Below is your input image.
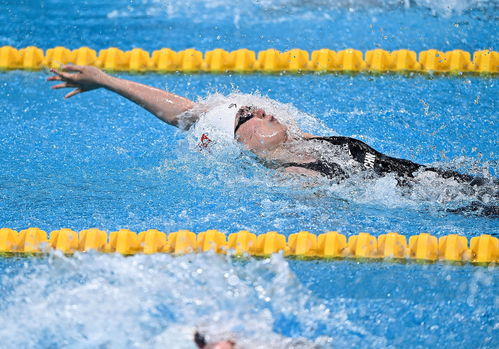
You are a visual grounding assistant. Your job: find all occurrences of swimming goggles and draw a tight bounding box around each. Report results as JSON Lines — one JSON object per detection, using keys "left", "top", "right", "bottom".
{"left": 234, "top": 106, "right": 257, "bottom": 134}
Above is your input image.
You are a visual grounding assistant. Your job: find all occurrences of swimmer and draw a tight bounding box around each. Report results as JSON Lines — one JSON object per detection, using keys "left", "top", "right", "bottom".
{"left": 48, "top": 65, "right": 498, "bottom": 216}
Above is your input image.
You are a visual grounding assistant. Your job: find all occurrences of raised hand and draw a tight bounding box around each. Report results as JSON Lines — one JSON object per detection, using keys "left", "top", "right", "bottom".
{"left": 47, "top": 65, "right": 110, "bottom": 99}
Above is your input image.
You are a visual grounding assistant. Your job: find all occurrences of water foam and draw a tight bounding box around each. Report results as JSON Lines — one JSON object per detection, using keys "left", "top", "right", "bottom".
{"left": 0, "top": 252, "right": 384, "bottom": 348}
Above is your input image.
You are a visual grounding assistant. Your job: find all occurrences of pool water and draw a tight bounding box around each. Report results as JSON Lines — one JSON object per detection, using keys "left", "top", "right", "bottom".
{"left": 0, "top": 0, "right": 498, "bottom": 348}
{"left": 1, "top": 253, "right": 497, "bottom": 348}
{"left": 2, "top": 73, "right": 497, "bottom": 235}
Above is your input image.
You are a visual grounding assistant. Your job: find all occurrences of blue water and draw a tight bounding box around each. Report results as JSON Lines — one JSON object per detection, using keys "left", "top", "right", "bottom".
{"left": 0, "top": 253, "right": 498, "bottom": 348}
{"left": 1, "top": 0, "right": 496, "bottom": 52}
{"left": 2, "top": 72, "right": 497, "bottom": 235}
{"left": 1, "top": 0, "right": 498, "bottom": 348}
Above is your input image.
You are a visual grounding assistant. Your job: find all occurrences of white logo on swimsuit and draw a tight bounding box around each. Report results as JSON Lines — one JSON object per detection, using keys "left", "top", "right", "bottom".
{"left": 342, "top": 143, "right": 352, "bottom": 157}
{"left": 364, "top": 153, "right": 376, "bottom": 169}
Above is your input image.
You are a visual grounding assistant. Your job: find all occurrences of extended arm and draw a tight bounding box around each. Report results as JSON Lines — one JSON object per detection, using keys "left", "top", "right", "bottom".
{"left": 48, "top": 65, "right": 197, "bottom": 128}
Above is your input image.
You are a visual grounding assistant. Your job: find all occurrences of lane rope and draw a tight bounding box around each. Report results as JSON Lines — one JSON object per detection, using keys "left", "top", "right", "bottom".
{"left": 0, "top": 228, "right": 497, "bottom": 264}
{"left": 0, "top": 46, "right": 497, "bottom": 74}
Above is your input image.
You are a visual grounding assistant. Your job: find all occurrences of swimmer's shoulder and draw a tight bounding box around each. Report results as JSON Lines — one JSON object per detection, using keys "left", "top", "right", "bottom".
{"left": 302, "top": 133, "right": 317, "bottom": 139}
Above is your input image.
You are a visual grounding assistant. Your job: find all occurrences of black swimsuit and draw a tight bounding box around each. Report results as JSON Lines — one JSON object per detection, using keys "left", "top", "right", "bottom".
{"left": 282, "top": 136, "right": 487, "bottom": 186}
{"left": 281, "top": 136, "right": 498, "bottom": 217}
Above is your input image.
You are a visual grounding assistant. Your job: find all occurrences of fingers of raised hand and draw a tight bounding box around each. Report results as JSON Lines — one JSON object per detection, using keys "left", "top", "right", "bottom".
{"left": 51, "top": 82, "right": 77, "bottom": 90}
{"left": 47, "top": 75, "right": 62, "bottom": 82}
{"left": 49, "top": 68, "right": 75, "bottom": 81}
{"left": 64, "top": 88, "right": 82, "bottom": 99}
{"left": 61, "top": 64, "right": 83, "bottom": 73}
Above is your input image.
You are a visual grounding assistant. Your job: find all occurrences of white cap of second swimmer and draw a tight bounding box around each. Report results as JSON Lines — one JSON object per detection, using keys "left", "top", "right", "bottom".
{"left": 195, "top": 103, "right": 238, "bottom": 146}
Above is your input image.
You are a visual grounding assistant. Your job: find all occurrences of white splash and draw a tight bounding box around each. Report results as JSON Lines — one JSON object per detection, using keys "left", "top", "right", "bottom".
{"left": 0, "top": 252, "right": 383, "bottom": 348}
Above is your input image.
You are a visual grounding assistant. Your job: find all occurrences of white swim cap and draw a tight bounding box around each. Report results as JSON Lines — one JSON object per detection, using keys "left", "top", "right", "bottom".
{"left": 193, "top": 103, "right": 238, "bottom": 148}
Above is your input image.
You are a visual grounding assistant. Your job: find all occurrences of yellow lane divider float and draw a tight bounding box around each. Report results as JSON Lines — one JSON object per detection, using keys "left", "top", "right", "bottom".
{"left": 0, "top": 228, "right": 497, "bottom": 264}
{"left": 0, "top": 46, "right": 497, "bottom": 74}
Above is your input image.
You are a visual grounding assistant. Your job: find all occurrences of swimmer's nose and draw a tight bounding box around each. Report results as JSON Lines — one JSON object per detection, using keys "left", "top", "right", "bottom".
{"left": 254, "top": 109, "right": 266, "bottom": 119}
{"left": 263, "top": 113, "right": 276, "bottom": 122}
{"left": 255, "top": 109, "right": 275, "bottom": 121}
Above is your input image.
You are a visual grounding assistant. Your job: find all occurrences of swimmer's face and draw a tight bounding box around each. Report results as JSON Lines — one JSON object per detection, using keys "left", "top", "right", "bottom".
{"left": 234, "top": 106, "right": 288, "bottom": 153}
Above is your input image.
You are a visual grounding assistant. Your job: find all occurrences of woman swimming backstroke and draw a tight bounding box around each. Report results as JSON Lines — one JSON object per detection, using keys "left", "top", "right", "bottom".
{"left": 48, "top": 65, "right": 498, "bottom": 216}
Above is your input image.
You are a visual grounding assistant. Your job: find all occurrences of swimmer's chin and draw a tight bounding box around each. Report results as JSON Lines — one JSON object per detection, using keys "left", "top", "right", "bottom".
{"left": 241, "top": 131, "right": 289, "bottom": 158}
